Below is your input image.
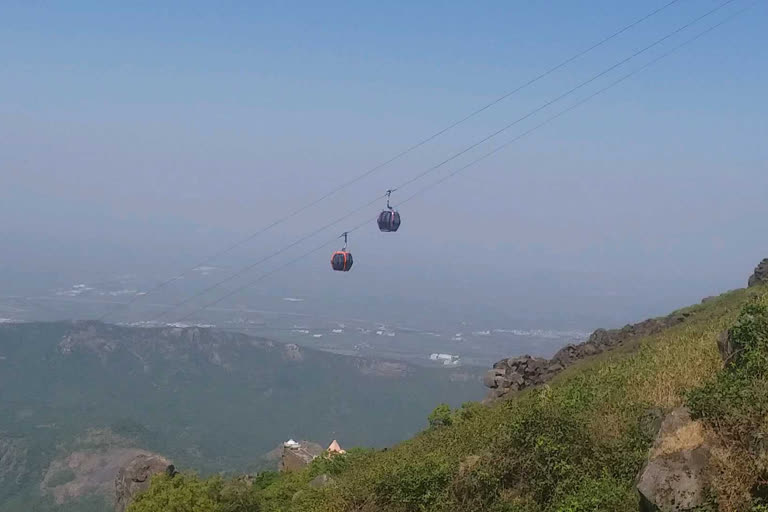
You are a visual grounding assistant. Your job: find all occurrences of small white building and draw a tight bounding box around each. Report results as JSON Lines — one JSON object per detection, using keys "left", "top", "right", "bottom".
{"left": 430, "top": 353, "right": 460, "bottom": 363}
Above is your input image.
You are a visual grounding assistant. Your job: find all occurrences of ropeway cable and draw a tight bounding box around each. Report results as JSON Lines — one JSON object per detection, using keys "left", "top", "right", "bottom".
{"left": 147, "top": 0, "right": 740, "bottom": 322}
{"left": 97, "top": 0, "right": 685, "bottom": 321}
{"left": 169, "top": 0, "right": 757, "bottom": 325}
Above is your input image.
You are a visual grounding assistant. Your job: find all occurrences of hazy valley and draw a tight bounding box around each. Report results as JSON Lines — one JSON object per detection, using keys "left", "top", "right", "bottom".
{"left": 0, "top": 320, "right": 482, "bottom": 510}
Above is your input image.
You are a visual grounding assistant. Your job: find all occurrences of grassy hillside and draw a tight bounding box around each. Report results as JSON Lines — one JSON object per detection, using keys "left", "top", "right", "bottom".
{"left": 128, "top": 285, "right": 768, "bottom": 511}
{"left": 0, "top": 322, "right": 482, "bottom": 511}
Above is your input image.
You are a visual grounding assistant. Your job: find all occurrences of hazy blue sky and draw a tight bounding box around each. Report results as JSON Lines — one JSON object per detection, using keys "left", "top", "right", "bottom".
{"left": 1, "top": 0, "right": 766, "bottom": 328}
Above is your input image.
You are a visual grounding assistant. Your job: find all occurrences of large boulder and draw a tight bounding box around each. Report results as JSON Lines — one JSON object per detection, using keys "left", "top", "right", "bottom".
{"left": 114, "top": 453, "right": 172, "bottom": 512}
{"left": 636, "top": 407, "right": 711, "bottom": 511}
{"left": 308, "top": 473, "right": 335, "bottom": 488}
{"left": 749, "top": 258, "right": 768, "bottom": 287}
{"left": 483, "top": 369, "right": 503, "bottom": 388}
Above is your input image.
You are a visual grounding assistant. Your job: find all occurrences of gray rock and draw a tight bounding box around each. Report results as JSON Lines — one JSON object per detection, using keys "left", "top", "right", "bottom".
{"left": 492, "top": 387, "right": 507, "bottom": 398}
{"left": 283, "top": 343, "right": 304, "bottom": 362}
{"left": 308, "top": 473, "right": 335, "bottom": 488}
{"left": 492, "top": 360, "right": 508, "bottom": 370}
{"left": 507, "top": 372, "right": 524, "bottom": 386}
{"left": 114, "top": 453, "right": 172, "bottom": 512}
{"left": 636, "top": 407, "right": 711, "bottom": 511}
{"left": 483, "top": 370, "right": 500, "bottom": 388}
{"left": 749, "top": 258, "right": 768, "bottom": 287}
{"left": 552, "top": 345, "right": 576, "bottom": 366}
{"left": 589, "top": 328, "right": 611, "bottom": 347}
{"left": 526, "top": 358, "right": 546, "bottom": 372}
{"left": 547, "top": 363, "right": 564, "bottom": 373}
{"left": 579, "top": 342, "right": 601, "bottom": 357}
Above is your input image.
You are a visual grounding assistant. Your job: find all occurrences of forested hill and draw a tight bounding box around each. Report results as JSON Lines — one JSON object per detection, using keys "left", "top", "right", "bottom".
{"left": 0, "top": 321, "right": 482, "bottom": 511}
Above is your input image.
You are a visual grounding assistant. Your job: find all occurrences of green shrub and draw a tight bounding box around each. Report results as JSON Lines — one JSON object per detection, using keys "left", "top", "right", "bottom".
{"left": 127, "top": 473, "right": 261, "bottom": 512}
{"left": 372, "top": 456, "right": 453, "bottom": 511}
{"left": 428, "top": 404, "right": 453, "bottom": 428}
{"left": 688, "top": 298, "right": 768, "bottom": 443}
{"left": 550, "top": 476, "right": 635, "bottom": 512}
{"left": 686, "top": 297, "right": 768, "bottom": 509}
{"left": 455, "top": 401, "right": 483, "bottom": 422}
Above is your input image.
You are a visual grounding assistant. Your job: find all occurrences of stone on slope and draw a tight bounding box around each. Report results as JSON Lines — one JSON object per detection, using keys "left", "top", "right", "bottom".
{"left": 636, "top": 407, "right": 711, "bottom": 512}
{"left": 748, "top": 258, "right": 768, "bottom": 287}
{"left": 114, "top": 453, "right": 172, "bottom": 512}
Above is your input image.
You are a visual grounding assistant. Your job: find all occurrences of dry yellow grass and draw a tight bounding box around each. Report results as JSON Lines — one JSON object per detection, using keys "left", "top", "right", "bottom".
{"left": 587, "top": 408, "right": 632, "bottom": 443}
{"left": 626, "top": 326, "right": 726, "bottom": 410}
{"left": 708, "top": 440, "right": 756, "bottom": 512}
{"left": 651, "top": 420, "right": 705, "bottom": 458}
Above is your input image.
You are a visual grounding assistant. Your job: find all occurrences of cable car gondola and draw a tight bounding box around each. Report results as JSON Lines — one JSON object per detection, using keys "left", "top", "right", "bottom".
{"left": 331, "top": 232, "right": 353, "bottom": 272}
{"left": 377, "top": 189, "right": 401, "bottom": 232}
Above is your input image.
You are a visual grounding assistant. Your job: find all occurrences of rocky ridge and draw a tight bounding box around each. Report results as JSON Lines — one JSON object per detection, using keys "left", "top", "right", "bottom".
{"left": 485, "top": 310, "right": 694, "bottom": 399}
{"left": 748, "top": 258, "right": 768, "bottom": 287}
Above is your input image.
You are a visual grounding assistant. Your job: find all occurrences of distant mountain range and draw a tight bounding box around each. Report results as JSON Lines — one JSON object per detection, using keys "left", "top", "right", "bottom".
{"left": 0, "top": 321, "right": 482, "bottom": 511}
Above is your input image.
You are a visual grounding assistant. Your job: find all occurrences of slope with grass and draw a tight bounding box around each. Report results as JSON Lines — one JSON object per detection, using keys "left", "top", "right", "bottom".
{"left": 127, "top": 282, "right": 768, "bottom": 511}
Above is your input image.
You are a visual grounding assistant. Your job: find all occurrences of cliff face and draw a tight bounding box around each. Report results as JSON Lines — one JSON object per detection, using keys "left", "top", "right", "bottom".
{"left": 114, "top": 453, "right": 172, "bottom": 512}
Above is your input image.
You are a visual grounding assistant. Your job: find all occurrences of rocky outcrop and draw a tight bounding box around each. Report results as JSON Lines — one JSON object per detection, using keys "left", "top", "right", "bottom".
{"left": 749, "top": 258, "right": 768, "bottom": 287}
{"left": 278, "top": 442, "right": 323, "bottom": 472}
{"left": 38, "top": 430, "right": 155, "bottom": 507}
{"left": 636, "top": 407, "right": 712, "bottom": 511}
{"left": 486, "top": 311, "right": 691, "bottom": 399}
{"left": 114, "top": 453, "right": 173, "bottom": 512}
{"left": 484, "top": 357, "right": 558, "bottom": 398}
{"left": 283, "top": 343, "right": 304, "bottom": 362}
{"left": 308, "top": 473, "right": 335, "bottom": 488}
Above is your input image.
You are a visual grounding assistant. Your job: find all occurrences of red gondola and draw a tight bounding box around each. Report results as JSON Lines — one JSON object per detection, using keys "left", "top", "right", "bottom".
{"left": 331, "top": 232, "right": 353, "bottom": 272}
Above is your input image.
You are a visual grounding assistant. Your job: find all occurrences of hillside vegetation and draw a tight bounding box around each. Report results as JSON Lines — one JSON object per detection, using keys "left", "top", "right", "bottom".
{"left": 128, "top": 285, "right": 768, "bottom": 511}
